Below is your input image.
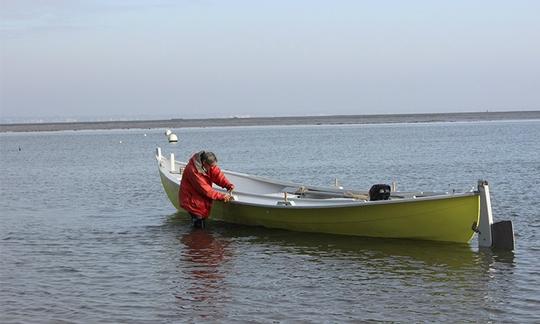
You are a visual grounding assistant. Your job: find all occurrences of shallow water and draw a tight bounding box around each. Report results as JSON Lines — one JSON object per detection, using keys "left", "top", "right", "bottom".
{"left": 1, "top": 121, "right": 539, "bottom": 322}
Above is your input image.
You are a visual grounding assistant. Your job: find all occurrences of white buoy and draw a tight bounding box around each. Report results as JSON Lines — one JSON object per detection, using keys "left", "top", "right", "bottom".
{"left": 168, "top": 133, "right": 178, "bottom": 143}
{"left": 165, "top": 129, "right": 172, "bottom": 136}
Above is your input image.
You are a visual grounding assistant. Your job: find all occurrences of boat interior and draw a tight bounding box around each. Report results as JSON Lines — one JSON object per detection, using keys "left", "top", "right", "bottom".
{"left": 159, "top": 153, "right": 475, "bottom": 207}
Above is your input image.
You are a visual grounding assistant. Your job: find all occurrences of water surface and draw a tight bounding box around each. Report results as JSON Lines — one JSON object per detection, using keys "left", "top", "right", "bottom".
{"left": 1, "top": 121, "right": 539, "bottom": 322}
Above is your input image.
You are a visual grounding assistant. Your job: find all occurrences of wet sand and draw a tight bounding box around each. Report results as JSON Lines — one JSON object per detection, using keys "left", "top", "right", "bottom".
{"left": 1, "top": 111, "right": 539, "bottom": 132}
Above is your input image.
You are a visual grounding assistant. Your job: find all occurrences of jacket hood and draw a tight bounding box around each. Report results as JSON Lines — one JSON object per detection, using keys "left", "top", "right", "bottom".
{"left": 192, "top": 151, "right": 207, "bottom": 175}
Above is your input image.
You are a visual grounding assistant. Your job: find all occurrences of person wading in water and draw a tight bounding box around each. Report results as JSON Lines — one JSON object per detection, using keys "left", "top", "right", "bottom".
{"left": 179, "top": 151, "right": 235, "bottom": 228}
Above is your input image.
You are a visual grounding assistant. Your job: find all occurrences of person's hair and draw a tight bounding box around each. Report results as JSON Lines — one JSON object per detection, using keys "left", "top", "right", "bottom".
{"left": 200, "top": 151, "right": 218, "bottom": 165}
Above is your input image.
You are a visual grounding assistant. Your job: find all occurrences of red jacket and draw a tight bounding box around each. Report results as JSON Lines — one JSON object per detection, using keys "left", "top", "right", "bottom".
{"left": 179, "top": 152, "right": 234, "bottom": 218}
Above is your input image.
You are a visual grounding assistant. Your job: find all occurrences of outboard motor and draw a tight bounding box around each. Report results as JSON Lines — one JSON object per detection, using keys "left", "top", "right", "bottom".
{"left": 369, "top": 184, "right": 391, "bottom": 201}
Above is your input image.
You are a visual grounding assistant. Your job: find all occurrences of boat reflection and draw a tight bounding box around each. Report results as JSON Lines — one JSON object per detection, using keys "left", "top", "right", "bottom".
{"left": 166, "top": 213, "right": 516, "bottom": 318}
{"left": 180, "top": 228, "right": 231, "bottom": 283}
{"left": 176, "top": 225, "right": 232, "bottom": 312}
{"left": 218, "top": 223, "right": 517, "bottom": 313}
{"left": 217, "top": 222, "right": 515, "bottom": 280}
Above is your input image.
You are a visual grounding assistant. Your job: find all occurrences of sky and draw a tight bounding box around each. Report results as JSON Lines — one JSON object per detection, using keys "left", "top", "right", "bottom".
{"left": 0, "top": 0, "right": 539, "bottom": 122}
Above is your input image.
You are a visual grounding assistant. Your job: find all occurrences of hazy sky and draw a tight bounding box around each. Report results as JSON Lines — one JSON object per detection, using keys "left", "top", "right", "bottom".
{"left": 1, "top": 0, "right": 539, "bottom": 121}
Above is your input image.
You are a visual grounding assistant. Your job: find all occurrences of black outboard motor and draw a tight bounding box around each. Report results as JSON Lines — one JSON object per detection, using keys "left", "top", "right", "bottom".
{"left": 369, "top": 184, "right": 391, "bottom": 201}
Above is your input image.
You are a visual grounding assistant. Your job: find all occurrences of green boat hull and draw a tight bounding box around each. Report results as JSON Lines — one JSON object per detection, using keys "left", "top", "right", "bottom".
{"left": 160, "top": 170, "right": 480, "bottom": 243}
{"left": 212, "top": 195, "right": 479, "bottom": 243}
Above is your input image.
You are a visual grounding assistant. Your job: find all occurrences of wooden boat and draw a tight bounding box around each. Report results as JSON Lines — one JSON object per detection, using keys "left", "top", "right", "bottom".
{"left": 155, "top": 148, "right": 513, "bottom": 247}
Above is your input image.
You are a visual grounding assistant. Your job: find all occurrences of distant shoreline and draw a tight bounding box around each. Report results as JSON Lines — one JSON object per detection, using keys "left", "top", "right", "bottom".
{"left": 1, "top": 111, "right": 539, "bottom": 133}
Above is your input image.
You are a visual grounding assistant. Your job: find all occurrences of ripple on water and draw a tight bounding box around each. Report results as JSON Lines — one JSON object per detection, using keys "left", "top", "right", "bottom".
{"left": 1, "top": 122, "right": 540, "bottom": 322}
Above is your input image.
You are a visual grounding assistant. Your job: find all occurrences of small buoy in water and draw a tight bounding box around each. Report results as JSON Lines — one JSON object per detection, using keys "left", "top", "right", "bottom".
{"left": 144, "top": 134, "right": 147, "bottom": 137}
{"left": 168, "top": 133, "right": 178, "bottom": 143}
{"left": 119, "top": 141, "right": 123, "bottom": 144}
{"left": 18, "top": 146, "right": 21, "bottom": 151}
{"left": 165, "top": 129, "right": 172, "bottom": 136}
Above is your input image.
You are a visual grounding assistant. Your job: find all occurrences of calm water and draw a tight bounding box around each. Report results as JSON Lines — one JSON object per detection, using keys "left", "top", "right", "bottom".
{"left": 1, "top": 121, "right": 539, "bottom": 322}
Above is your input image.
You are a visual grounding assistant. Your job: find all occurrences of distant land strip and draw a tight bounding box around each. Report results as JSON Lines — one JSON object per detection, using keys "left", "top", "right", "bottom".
{"left": 1, "top": 111, "right": 539, "bottom": 133}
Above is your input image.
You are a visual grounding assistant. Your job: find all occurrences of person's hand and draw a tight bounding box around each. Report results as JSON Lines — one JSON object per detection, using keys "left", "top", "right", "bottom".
{"left": 228, "top": 184, "right": 235, "bottom": 192}
{"left": 223, "top": 194, "right": 234, "bottom": 203}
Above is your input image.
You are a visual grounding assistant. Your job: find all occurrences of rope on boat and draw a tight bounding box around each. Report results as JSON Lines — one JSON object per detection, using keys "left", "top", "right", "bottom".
{"left": 344, "top": 192, "right": 370, "bottom": 200}
{"left": 291, "top": 186, "right": 369, "bottom": 200}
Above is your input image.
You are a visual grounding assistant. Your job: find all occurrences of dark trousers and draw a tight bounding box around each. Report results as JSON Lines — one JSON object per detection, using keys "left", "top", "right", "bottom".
{"left": 189, "top": 213, "right": 206, "bottom": 229}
